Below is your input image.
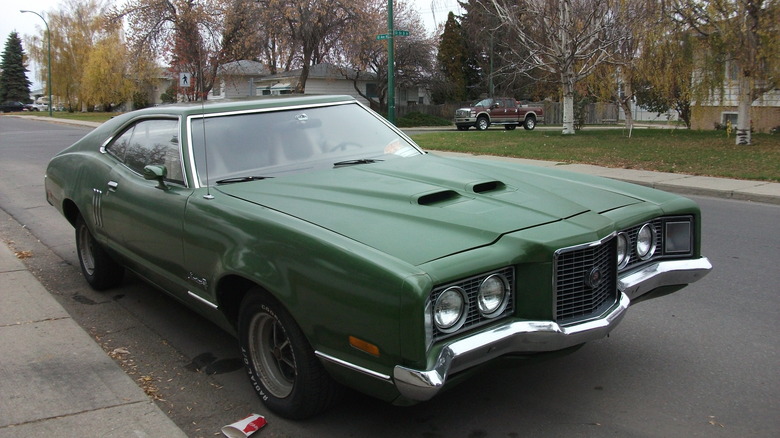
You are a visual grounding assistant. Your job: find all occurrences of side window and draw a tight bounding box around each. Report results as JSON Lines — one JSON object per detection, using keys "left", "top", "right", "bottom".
{"left": 106, "top": 119, "right": 184, "bottom": 185}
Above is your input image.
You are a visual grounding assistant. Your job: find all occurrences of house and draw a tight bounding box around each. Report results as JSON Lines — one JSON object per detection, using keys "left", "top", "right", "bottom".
{"left": 253, "top": 63, "right": 377, "bottom": 106}
{"left": 209, "top": 60, "right": 270, "bottom": 100}
{"left": 691, "top": 60, "right": 780, "bottom": 133}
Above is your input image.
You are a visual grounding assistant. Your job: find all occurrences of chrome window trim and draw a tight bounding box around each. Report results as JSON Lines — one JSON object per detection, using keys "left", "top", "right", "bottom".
{"left": 99, "top": 116, "right": 188, "bottom": 187}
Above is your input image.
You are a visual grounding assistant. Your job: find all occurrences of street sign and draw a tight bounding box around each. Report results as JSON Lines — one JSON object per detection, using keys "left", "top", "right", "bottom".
{"left": 179, "top": 72, "right": 192, "bottom": 88}
{"left": 376, "top": 30, "right": 409, "bottom": 40}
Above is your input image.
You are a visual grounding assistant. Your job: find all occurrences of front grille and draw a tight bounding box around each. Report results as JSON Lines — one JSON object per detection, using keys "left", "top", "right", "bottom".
{"left": 431, "top": 267, "right": 515, "bottom": 341}
{"left": 554, "top": 235, "right": 618, "bottom": 326}
{"left": 455, "top": 109, "right": 470, "bottom": 117}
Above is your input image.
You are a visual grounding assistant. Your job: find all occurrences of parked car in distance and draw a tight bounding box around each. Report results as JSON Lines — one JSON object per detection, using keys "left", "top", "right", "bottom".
{"left": 455, "top": 97, "right": 544, "bottom": 131}
{"left": 25, "top": 102, "right": 49, "bottom": 112}
{"left": 0, "top": 101, "right": 27, "bottom": 112}
{"left": 45, "top": 95, "right": 711, "bottom": 419}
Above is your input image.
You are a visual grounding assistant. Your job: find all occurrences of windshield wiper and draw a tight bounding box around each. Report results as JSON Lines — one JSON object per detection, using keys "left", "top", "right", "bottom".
{"left": 333, "top": 159, "right": 383, "bottom": 168}
{"left": 216, "top": 176, "right": 273, "bottom": 184}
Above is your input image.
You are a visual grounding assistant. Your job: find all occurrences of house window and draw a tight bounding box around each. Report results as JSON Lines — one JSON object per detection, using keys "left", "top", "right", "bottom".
{"left": 726, "top": 61, "right": 739, "bottom": 81}
{"left": 721, "top": 112, "right": 738, "bottom": 127}
{"left": 366, "top": 83, "right": 378, "bottom": 98}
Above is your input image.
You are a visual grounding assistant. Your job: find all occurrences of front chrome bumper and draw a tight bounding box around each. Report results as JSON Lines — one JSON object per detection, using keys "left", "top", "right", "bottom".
{"left": 393, "top": 257, "right": 711, "bottom": 401}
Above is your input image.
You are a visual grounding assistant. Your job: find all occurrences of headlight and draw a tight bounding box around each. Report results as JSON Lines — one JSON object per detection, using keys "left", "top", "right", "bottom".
{"left": 477, "top": 274, "right": 509, "bottom": 317}
{"left": 433, "top": 287, "right": 467, "bottom": 333}
{"left": 616, "top": 232, "right": 630, "bottom": 269}
{"left": 636, "top": 223, "right": 657, "bottom": 260}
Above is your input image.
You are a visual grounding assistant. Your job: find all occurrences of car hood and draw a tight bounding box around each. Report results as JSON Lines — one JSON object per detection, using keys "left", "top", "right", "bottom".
{"left": 216, "top": 155, "right": 643, "bottom": 265}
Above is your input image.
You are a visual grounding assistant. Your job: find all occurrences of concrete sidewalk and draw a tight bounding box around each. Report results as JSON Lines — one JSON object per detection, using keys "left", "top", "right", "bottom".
{"left": 0, "top": 242, "right": 187, "bottom": 437}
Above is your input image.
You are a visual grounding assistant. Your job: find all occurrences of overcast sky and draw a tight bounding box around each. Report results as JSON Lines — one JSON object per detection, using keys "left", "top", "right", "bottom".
{"left": 2, "top": 0, "right": 463, "bottom": 90}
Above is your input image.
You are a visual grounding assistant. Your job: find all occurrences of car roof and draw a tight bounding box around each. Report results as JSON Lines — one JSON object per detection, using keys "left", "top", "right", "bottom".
{"left": 131, "top": 95, "right": 358, "bottom": 118}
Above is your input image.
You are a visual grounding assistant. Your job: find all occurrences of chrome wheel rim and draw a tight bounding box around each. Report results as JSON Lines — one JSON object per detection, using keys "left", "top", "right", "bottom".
{"left": 248, "top": 312, "right": 296, "bottom": 398}
{"left": 78, "top": 224, "right": 96, "bottom": 276}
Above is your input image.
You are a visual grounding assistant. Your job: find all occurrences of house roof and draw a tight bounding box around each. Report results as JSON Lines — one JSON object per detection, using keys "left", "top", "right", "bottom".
{"left": 218, "top": 60, "right": 270, "bottom": 77}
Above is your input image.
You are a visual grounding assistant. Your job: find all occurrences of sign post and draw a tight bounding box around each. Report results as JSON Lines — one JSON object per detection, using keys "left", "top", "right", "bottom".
{"left": 378, "top": 0, "right": 410, "bottom": 125}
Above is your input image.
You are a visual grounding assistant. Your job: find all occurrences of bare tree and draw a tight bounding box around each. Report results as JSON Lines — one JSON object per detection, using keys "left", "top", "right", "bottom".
{"left": 586, "top": 0, "right": 665, "bottom": 136}
{"left": 667, "top": 0, "right": 780, "bottom": 145}
{"left": 337, "top": 0, "right": 436, "bottom": 109}
{"left": 490, "top": 0, "right": 629, "bottom": 134}
{"left": 114, "top": 0, "right": 232, "bottom": 100}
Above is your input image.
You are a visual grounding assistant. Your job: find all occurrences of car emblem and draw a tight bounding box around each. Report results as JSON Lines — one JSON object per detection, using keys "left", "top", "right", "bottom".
{"left": 296, "top": 113, "right": 309, "bottom": 122}
{"left": 586, "top": 267, "right": 604, "bottom": 289}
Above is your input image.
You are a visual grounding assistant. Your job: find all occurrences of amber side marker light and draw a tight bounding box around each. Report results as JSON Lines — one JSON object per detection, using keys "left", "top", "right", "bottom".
{"left": 349, "top": 336, "right": 380, "bottom": 357}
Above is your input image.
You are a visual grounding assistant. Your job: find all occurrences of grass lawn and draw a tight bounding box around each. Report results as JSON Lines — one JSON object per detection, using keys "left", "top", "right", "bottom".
{"left": 410, "top": 127, "right": 780, "bottom": 182}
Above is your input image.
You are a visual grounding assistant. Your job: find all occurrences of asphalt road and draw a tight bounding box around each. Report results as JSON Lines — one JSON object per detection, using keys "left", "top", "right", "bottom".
{"left": 1, "top": 116, "right": 778, "bottom": 437}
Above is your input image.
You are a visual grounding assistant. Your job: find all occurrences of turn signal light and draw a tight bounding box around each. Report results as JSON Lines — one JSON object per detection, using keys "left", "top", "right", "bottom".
{"left": 349, "top": 336, "right": 380, "bottom": 357}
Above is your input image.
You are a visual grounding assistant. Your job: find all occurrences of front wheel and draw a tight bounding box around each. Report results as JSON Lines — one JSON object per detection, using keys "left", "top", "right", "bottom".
{"left": 75, "top": 216, "right": 124, "bottom": 290}
{"left": 523, "top": 116, "right": 536, "bottom": 130}
{"left": 476, "top": 116, "right": 490, "bottom": 131}
{"left": 239, "top": 290, "right": 341, "bottom": 419}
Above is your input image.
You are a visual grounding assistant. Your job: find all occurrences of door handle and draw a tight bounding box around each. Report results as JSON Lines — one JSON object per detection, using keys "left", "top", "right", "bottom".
{"left": 107, "top": 180, "right": 119, "bottom": 192}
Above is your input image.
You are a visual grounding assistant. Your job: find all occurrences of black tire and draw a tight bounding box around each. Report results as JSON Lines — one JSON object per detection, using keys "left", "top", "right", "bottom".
{"left": 239, "top": 289, "right": 341, "bottom": 419}
{"left": 504, "top": 124, "right": 517, "bottom": 130}
{"left": 523, "top": 116, "right": 536, "bottom": 130}
{"left": 476, "top": 116, "right": 490, "bottom": 131}
{"left": 75, "top": 216, "right": 124, "bottom": 290}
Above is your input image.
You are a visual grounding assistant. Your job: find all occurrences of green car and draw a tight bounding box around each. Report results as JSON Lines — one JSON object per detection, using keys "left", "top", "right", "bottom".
{"left": 44, "top": 95, "right": 711, "bottom": 419}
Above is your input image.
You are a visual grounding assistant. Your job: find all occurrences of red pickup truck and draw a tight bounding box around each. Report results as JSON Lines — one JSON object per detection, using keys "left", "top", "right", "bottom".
{"left": 454, "top": 98, "right": 544, "bottom": 131}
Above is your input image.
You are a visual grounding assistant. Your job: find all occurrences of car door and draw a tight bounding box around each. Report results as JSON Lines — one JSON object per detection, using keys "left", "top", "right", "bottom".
{"left": 99, "top": 117, "right": 193, "bottom": 294}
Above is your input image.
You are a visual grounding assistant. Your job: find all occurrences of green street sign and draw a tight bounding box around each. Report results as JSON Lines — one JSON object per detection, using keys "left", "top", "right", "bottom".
{"left": 376, "top": 31, "right": 409, "bottom": 40}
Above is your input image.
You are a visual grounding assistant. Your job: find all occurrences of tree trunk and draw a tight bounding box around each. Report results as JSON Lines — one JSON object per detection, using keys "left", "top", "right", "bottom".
{"left": 562, "top": 82, "right": 575, "bottom": 135}
{"left": 735, "top": 73, "right": 751, "bottom": 145}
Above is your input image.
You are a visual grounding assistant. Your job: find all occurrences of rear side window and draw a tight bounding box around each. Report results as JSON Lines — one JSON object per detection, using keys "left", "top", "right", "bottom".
{"left": 106, "top": 119, "right": 184, "bottom": 185}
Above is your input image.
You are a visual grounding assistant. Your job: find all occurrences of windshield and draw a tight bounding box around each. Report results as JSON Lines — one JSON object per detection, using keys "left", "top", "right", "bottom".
{"left": 190, "top": 102, "right": 422, "bottom": 186}
{"left": 473, "top": 98, "right": 493, "bottom": 107}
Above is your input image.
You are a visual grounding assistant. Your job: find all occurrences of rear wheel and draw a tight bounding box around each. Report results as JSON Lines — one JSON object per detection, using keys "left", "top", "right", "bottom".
{"left": 523, "top": 116, "right": 536, "bottom": 130}
{"left": 239, "top": 289, "right": 341, "bottom": 419}
{"left": 75, "top": 216, "right": 124, "bottom": 290}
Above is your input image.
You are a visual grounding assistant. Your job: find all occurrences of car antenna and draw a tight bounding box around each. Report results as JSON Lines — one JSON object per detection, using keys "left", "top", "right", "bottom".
{"left": 197, "top": 47, "right": 214, "bottom": 200}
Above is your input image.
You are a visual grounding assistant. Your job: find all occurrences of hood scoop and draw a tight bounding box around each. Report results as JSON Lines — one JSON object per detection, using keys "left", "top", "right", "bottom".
{"left": 415, "top": 190, "right": 462, "bottom": 206}
{"left": 414, "top": 180, "right": 508, "bottom": 206}
{"left": 470, "top": 180, "right": 506, "bottom": 194}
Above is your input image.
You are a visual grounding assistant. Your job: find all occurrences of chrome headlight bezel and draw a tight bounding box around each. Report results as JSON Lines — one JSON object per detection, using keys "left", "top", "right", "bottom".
{"left": 616, "top": 232, "right": 630, "bottom": 269}
{"left": 477, "top": 273, "right": 510, "bottom": 318}
{"left": 636, "top": 223, "right": 657, "bottom": 260}
{"left": 433, "top": 286, "right": 468, "bottom": 333}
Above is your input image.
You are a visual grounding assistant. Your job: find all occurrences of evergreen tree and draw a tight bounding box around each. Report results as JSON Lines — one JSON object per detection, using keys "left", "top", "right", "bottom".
{"left": 434, "top": 12, "right": 468, "bottom": 103}
{"left": 0, "top": 32, "right": 32, "bottom": 103}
